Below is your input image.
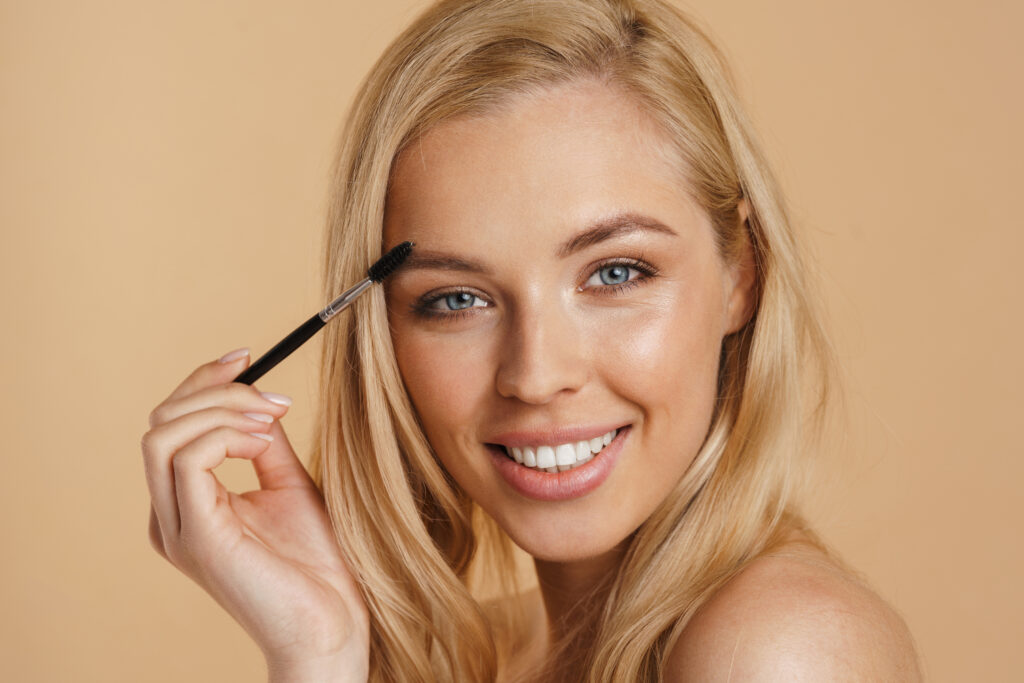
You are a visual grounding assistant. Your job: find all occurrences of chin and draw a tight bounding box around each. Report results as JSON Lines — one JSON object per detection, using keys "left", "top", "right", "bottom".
{"left": 497, "top": 515, "right": 634, "bottom": 564}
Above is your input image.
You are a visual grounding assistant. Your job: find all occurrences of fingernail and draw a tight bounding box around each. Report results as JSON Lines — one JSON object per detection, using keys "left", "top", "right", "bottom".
{"left": 260, "top": 392, "right": 292, "bottom": 406}
{"left": 218, "top": 348, "right": 250, "bottom": 363}
{"left": 248, "top": 432, "right": 274, "bottom": 442}
{"left": 243, "top": 412, "right": 274, "bottom": 423}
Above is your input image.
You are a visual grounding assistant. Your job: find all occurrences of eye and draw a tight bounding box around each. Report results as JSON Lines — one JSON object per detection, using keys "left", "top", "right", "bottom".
{"left": 593, "top": 264, "right": 632, "bottom": 285}
{"left": 413, "top": 288, "right": 490, "bottom": 318}
{"left": 436, "top": 291, "right": 485, "bottom": 311}
{"left": 581, "top": 259, "right": 654, "bottom": 291}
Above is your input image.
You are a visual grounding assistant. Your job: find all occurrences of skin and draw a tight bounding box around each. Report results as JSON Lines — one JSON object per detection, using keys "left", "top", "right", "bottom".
{"left": 665, "top": 541, "right": 924, "bottom": 680}
{"left": 383, "top": 78, "right": 755, "bottom": 645}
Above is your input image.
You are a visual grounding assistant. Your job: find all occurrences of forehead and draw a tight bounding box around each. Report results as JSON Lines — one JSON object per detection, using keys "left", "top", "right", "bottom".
{"left": 383, "top": 78, "right": 702, "bottom": 253}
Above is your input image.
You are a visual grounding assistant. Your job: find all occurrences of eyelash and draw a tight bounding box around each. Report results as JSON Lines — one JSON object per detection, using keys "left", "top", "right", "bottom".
{"left": 411, "top": 287, "right": 485, "bottom": 321}
{"left": 582, "top": 257, "right": 658, "bottom": 296}
{"left": 411, "top": 257, "right": 659, "bottom": 321}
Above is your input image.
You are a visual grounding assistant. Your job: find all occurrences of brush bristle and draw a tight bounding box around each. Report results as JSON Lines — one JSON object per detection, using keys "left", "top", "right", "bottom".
{"left": 366, "top": 241, "right": 414, "bottom": 282}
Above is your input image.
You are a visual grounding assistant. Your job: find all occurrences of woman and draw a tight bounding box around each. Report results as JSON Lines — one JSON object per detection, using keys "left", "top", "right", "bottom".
{"left": 142, "top": 0, "right": 921, "bottom": 680}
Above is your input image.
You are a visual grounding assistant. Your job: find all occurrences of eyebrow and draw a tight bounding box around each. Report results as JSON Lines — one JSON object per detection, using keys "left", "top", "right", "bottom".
{"left": 397, "top": 212, "right": 678, "bottom": 275}
{"left": 399, "top": 251, "right": 492, "bottom": 274}
{"left": 556, "top": 212, "right": 678, "bottom": 257}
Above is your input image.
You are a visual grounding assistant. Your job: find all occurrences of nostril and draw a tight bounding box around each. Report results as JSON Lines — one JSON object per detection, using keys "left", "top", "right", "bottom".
{"left": 493, "top": 327, "right": 588, "bottom": 404}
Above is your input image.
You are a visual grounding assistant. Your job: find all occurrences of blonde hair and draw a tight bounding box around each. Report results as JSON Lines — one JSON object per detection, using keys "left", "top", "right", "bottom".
{"left": 307, "top": 0, "right": 836, "bottom": 680}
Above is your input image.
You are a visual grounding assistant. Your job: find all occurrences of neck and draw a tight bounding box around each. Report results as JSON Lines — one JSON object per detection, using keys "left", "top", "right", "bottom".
{"left": 533, "top": 541, "right": 628, "bottom": 643}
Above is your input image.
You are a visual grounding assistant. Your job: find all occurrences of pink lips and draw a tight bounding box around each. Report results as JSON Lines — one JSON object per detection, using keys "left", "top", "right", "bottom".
{"left": 488, "top": 426, "right": 630, "bottom": 502}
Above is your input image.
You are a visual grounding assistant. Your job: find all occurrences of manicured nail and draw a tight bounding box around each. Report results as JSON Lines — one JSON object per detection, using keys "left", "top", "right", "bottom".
{"left": 260, "top": 392, "right": 292, "bottom": 406}
{"left": 218, "top": 348, "right": 250, "bottom": 363}
{"left": 248, "top": 432, "right": 274, "bottom": 442}
{"left": 243, "top": 412, "right": 274, "bottom": 423}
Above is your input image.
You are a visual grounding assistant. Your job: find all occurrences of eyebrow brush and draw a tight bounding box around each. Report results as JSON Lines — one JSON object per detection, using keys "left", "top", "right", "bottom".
{"left": 232, "top": 241, "right": 414, "bottom": 385}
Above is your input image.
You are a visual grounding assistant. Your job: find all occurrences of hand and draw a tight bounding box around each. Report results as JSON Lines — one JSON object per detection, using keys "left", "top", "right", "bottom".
{"left": 142, "top": 349, "right": 369, "bottom": 680}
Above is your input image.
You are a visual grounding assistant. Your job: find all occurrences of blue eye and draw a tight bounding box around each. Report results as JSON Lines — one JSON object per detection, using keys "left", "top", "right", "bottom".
{"left": 443, "top": 292, "right": 479, "bottom": 310}
{"left": 598, "top": 265, "right": 630, "bottom": 285}
{"left": 583, "top": 262, "right": 644, "bottom": 289}
{"left": 416, "top": 289, "right": 489, "bottom": 317}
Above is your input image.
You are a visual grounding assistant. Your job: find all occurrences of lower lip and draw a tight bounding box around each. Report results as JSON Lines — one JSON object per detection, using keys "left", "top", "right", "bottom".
{"left": 488, "top": 427, "right": 630, "bottom": 502}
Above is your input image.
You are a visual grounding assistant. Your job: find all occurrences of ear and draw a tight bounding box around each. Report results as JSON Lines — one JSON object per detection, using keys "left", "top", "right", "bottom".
{"left": 723, "top": 198, "right": 757, "bottom": 336}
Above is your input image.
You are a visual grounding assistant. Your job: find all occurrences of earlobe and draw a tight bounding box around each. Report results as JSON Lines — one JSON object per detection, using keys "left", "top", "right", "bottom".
{"left": 724, "top": 198, "right": 757, "bottom": 335}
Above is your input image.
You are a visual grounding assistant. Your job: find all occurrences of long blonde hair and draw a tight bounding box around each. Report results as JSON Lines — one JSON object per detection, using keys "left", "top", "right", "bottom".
{"left": 307, "top": 0, "right": 835, "bottom": 679}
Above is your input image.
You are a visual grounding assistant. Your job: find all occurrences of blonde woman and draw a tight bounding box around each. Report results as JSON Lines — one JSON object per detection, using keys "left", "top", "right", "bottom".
{"left": 141, "top": 0, "right": 922, "bottom": 680}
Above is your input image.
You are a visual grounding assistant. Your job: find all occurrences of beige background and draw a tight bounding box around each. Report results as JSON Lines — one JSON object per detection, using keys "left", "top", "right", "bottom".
{"left": 2, "top": 0, "right": 1021, "bottom": 680}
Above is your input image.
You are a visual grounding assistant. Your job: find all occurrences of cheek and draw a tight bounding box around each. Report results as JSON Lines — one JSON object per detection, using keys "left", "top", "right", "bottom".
{"left": 392, "top": 329, "right": 494, "bottom": 452}
{"left": 597, "top": 293, "right": 722, "bottom": 397}
{"left": 594, "top": 287, "right": 724, "bottom": 463}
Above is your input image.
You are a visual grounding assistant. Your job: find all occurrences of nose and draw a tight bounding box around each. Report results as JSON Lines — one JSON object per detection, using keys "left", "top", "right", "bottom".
{"left": 494, "top": 303, "right": 588, "bottom": 404}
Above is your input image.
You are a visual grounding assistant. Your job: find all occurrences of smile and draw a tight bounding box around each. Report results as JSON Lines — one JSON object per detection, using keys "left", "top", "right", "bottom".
{"left": 495, "top": 429, "right": 618, "bottom": 473}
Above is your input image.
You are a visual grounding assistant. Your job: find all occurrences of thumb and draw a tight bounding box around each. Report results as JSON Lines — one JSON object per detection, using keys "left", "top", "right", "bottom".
{"left": 250, "top": 417, "right": 316, "bottom": 491}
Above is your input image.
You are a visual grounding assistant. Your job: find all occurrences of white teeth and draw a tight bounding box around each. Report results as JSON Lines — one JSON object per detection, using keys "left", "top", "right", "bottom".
{"left": 575, "top": 441, "right": 590, "bottom": 461}
{"left": 555, "top": 444, "right": 576, "bottom": 466}
{"left": 536, "top": 446, "right": 556, "bottom": 469}
{"left": 502, "top": 429, "right": 618, "bottom": 473}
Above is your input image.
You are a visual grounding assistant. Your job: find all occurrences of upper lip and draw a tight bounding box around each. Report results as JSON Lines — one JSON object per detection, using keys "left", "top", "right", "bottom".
{"left": 485, "top": 423, "right": 628, "bottom": 449}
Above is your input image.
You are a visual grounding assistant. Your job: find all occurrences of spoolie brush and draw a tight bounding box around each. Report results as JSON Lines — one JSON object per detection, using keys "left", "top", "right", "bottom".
{"left": 233, "top": 241, "right": 414, "bottom": 385}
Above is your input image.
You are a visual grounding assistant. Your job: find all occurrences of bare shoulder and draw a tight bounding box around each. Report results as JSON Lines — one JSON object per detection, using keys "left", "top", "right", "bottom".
{"left": 665, "top": 534, "right": 923, "bottom": 681}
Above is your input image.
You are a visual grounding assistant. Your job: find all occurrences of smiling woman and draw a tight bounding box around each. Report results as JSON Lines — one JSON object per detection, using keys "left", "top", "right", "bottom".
{"left": 384, "top": 80, "right": 755, "bottom": 561}
{"left": 141, "top": 0, "right": 921, "bottom": 681}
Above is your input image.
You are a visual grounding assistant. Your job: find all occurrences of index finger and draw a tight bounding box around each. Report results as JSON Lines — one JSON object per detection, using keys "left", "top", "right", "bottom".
{"left": 163, "top": 348, "right": 253, "bottom": 405}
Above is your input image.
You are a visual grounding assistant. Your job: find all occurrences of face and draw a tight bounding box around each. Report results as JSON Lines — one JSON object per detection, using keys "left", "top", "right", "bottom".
{"left": 384, "top": 79, "right": 754, "bottom": 563}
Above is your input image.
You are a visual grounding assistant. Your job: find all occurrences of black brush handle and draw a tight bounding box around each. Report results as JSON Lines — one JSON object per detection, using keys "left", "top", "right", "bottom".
{"left": 233, "top": 312, "right": 325, "bottom": 385}
{"left": 228, "top": 242, "right": 413, "bottom": 387}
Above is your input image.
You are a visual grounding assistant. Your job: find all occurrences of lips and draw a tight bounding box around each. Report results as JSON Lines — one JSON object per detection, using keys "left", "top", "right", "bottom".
{"left": 485, "top": 425, "right": 630, "bottom": 501}
{"left": 492, "top": 428, "right": 618, "bottom": 473}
